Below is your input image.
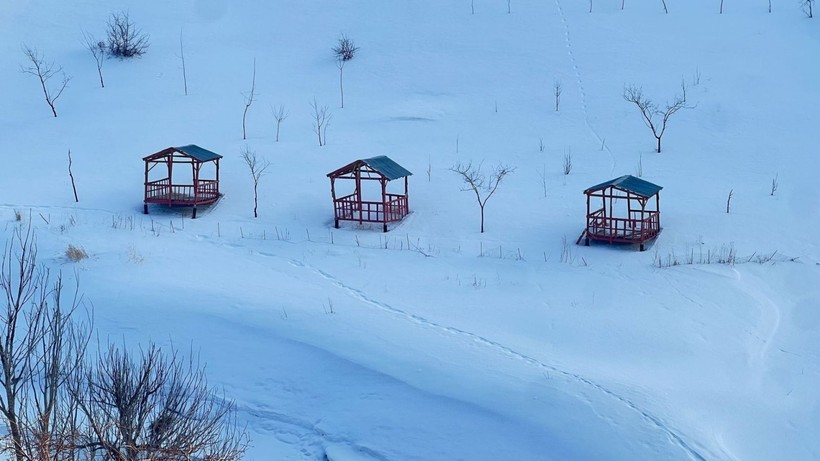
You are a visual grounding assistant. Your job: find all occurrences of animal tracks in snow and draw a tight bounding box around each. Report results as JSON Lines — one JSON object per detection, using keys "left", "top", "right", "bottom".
{"left": 287, "top": 257, "right": 709, "bottom": 461}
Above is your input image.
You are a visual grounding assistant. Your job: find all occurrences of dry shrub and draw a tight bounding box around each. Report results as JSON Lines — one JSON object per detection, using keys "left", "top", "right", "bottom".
{"left": 66, "top": 244, "right": 88, "bottom": 262}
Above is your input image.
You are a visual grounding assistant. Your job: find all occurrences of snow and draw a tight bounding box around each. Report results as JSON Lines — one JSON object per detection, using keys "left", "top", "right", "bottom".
{"left": 2, "top": 0, "right": 819, "bottom": 459}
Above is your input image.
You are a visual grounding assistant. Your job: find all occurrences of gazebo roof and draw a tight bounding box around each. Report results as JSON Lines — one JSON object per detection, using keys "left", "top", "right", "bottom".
{"left": 143, "top": 145, "right": 222, "bottom": 162}
{"left": 328, "top": 155, "right": 412, "bottom": 181}
{"left": 584, "top": 175, "right": 662, "bottom": 198}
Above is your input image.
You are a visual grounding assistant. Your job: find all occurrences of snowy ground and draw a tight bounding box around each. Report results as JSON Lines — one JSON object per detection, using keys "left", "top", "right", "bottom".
{"left": 1, "top": 0, "right": 819, "bottom": 459}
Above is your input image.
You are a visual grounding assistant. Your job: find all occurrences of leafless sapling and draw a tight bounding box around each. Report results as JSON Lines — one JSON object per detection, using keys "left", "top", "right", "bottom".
{"left": 70, "top": 342, "right": 249, "bottom": 461}
{"left": 240, "top": 145, "right": 269, "bottom": 218}
{"left": 271, "top": 104, "right": 288, "bottom": 142}
{"left": 179, "top": 28, "right": 188, "bottom": 95}
{"left": 81, "top": 31, "right": 106, "bottom": 88}
{"left": 537, "top": 164, "right": 548, "bottom": 197}
{"left": 623, "top": 84, "right": 689, "bottom": 153}
{"left": 242, "top": 58, "right": 257, "bottom": 140}
{"left": 562, "top": 151, "right": 573, "bottom": 175}
{"left": 802, "top": 0, "right": 814, "bottom": 18}
{"left": 68, "top": 149, "right": 79, "bottom": 202}
{"left": 310, "top": 98, "right": 331, "bottom": 146}
{"left": 450, "top": 162, "right": 515, "bottom": 233}
{"left": 21, "top": 45, "right": 70, "bottom": 118}
{"left": 333, "top": 34, "right": 358, "bottom": 109}
{"left": 0, "top": 224, "right": 91, "bottom": 461}
{"left": 770, "top": 174, "right": 778, "bottom": 196}
{"left": 554, "top": 80, "right": 562, "bottom": 111}
{"left": 106, "top": 10, "right": 149, "bottom": 58}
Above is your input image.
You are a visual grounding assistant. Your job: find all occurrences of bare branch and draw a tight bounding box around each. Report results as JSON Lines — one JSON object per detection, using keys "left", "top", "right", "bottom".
{"left": 624, "top": 84, "right": 690, "bottom": 153}
{"left": 240, "top": 145, "right": 270, "bottom": 218}
{"left": 81, "top": 31, "right": 106, "bottom": 88}
{"left": 310, "top": 98, "right": 331, "bottom": 147}
{"left": 450, "top": 161, "right": 515, "bottom": 233}
{"left": 21, "top": 45, "right": 71, "bottom": 117}
{"left": 242, "top": 58, "right": 257, "bottom": 140}
{"left": 271, "top": 104, "right": 289, "bottom": 142}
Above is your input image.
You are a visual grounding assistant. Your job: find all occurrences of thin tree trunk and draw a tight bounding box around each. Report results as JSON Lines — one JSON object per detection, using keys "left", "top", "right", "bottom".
{"left": 339, "top": 66, "right": 344, "bottom": 109}
{"left": 68, "top": 149, "right": 79, "bottom": 202}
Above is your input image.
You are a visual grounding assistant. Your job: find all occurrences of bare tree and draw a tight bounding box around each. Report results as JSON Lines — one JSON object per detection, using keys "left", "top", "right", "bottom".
{"left": 450, "top": 162, "right": 515, "bottom": 233}
{"left": 553, "top": 80, "right": 562, "bottom": 112}
{"left": 623, "top": 84, "right": 689, "bottom": 153}
{"left": 271, "top": 104, "right": 288, "bottom": 142}
{"left": 242, "top": 58, "right": 256, "bottom": 140}
{"left": 310, "top": 98, "right": 331, "bottom": 147}
{"left": 802, "top": 0, "right": 814, "bottom": 18}
{"left": 21, "top": 45, "right": 71, "bottom": 117}
{"left": 70, "top": 342, "right": 249, "bottom": 461}
{"left": 240, "top": 145, "right": 270, "bottom": 218}
{"left": 81, "top": 31, "right": 106, "bottom": 88}
{"left": 0, "top": 223, "right": 91, "bottom": 461}
{"left": 106, "top": 11, "right": 149, "bottom": 58}
{"left": 333, "top": 34, "right": 358, "bottom": 109}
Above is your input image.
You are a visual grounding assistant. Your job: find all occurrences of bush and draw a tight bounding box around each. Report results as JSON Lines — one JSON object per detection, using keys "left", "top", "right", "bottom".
{"left": 106, "top": 11, "right": 149, "bottom": 58}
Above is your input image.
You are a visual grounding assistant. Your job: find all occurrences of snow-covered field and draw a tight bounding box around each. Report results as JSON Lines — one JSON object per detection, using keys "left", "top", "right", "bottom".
{"left": 2, "top": 0, "right": 819, "bottom": 459}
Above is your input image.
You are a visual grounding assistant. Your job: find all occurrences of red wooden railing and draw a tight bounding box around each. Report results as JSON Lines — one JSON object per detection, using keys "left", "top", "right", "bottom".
{"left": 144, "top": 178, "right": 220, "bottom": 205}
{"left": 333, "top": 193, "right": 408, "bottom": 224}
{"left": 586, "top": 208, "right": 660, "bottom": 243}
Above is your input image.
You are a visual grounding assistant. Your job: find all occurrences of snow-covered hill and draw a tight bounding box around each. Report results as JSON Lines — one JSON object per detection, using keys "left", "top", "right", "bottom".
{"left": 1, "top": 1, "right": 819, "bottom": 459}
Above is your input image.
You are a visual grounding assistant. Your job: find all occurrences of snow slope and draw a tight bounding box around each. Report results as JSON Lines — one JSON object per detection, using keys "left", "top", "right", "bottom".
{"left": 1, "top": 0, "right": 819, "bottom": 459}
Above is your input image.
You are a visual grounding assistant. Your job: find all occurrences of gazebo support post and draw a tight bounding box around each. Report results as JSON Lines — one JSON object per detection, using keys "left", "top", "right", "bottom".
{"left": 404, "top": 176, "right": 409, "bottom": 216}
{"left": 143, "top": 159, "right": 150, "bottom": 214}
{"left": 381, "top": 178, "right": 388, "bottom": 232}
{"left": 584, "top": 193, "right": 591, "bottom": 246}
{"left": 356, "top": 168, "right": 363, "bottom": 225}
{"left": 192, "top": 162, "right": 199, "bottom": 219}
{"left": 330, "top": 177, "right": 339, "bottom": 228}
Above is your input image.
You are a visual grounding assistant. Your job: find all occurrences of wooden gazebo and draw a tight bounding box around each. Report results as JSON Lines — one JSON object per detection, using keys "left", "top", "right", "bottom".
{"left": 580, "top": 175, "right": 662, "bottom": 251}
{"left": 327, "top": 156, "right": 412, "bottom": 232}
{"left": 143, "top": 145, "right": 222, "bottom": 219}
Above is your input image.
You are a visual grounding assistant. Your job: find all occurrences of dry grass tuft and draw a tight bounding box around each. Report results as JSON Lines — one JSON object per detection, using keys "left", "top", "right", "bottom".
{"left": 65, "top": 244, "right": 88, "bottom": 262}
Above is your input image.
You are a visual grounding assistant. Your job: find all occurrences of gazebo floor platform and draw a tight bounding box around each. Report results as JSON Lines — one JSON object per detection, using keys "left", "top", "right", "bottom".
{"left": 144, "top": 192, "right": 221, "bottom": 206}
